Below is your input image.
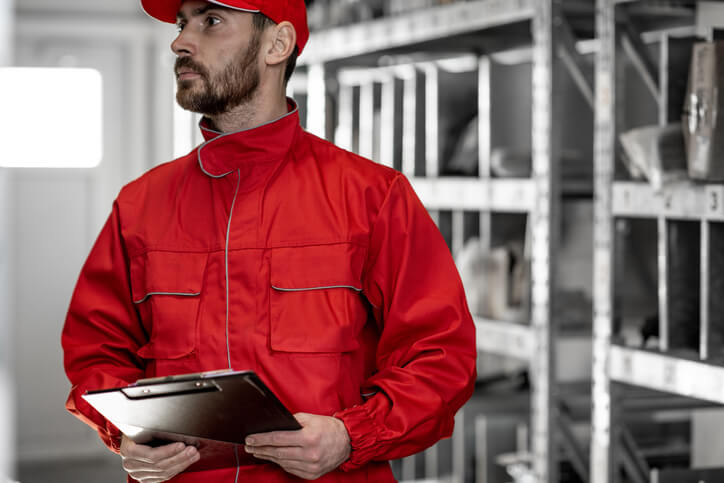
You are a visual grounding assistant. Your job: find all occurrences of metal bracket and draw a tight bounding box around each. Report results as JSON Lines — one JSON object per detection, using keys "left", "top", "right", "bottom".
{"left": 617, "top": 424, "right": 650, "bottom": 483}
{"left": 557, "top": 409, "right": 590, "bottom": 483}
{"left": 618, "top": 11, "right": 659, "bottom": 100}
{"left": 556, "top": 15, "right": 595, "bottom": 109}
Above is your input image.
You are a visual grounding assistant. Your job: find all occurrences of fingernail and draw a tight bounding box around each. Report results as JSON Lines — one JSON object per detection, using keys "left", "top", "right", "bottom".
{"left": 245, "top": 438, "right": 255, "bottom": 445}
{"left": 185, "top": 447, "right": 197, "bottom": 456}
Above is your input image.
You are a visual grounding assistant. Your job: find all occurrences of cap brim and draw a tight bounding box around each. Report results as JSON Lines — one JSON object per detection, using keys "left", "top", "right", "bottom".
{"left": 141, "top": 0, "right": 182, "bottom": 23}
{"left": 141, "top": 0, "right": 260, "bottom": 23}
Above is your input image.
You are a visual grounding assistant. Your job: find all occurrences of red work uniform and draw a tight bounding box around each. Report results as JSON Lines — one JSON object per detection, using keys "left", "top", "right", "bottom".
{"left": 62, "top": 102, "right": 477, "bottom": 482}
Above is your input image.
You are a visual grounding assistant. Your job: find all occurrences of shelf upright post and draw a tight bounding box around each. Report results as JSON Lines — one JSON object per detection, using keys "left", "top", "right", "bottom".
{"left": 401, "top": 66, "right": 421, "bottom": 178}
{"left": 379, "top": 73, "right": 398, "bottom": 169}
{"left": 336, "top": 80, "right": 354, "bottom": 152}
{"left": 701, "top": 218, "right": 710, "bottom": 360}
{"left": 658, "top": 217, "right": 669, "bottom": 352}
{"left": 359, "top": 80, "right": 375, "bottom": 160}
{"left": 530, "top": 0, "right": 561, "bottom": 481}
{"left": 306, "top": 63, "right": 328, "bottom": 140}
{"left": 478, "top": 55, "right": 492, "bottom": 252}
{"left": 591, "top": 1, "right": 616, "bottom": 482}
{"left": 421, "top": 63, "right": 439, "bottom": 178}
{"left": 0, "top": 0, "right": 13, "bottom": 479}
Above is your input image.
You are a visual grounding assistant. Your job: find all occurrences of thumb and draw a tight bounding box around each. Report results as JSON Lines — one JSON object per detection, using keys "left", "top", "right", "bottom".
{"left": 293, "top": 412, "right": 314, "bottom": 426}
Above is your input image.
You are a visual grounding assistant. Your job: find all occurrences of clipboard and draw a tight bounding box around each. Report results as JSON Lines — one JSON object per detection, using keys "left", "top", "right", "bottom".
{"left": 82, "top": 370, "right": 302, "bottom": 472}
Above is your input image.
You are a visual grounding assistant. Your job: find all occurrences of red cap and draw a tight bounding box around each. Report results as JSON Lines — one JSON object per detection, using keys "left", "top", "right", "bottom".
{"left": 141, "top": 0, "right": 309, "bottom": 54}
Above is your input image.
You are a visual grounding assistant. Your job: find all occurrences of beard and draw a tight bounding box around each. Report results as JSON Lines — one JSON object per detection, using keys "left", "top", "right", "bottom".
{"left": 175, "top": 34, "right": 261, "bottom": 116}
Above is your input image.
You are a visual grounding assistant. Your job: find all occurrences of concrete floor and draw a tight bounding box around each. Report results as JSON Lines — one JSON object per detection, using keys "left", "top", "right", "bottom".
{"left": 16, "top": 456, "right": 126, "bottom": 483}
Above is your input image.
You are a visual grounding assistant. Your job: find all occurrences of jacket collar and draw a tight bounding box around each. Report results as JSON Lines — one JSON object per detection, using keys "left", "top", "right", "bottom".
{"left": 197, "top": 99, "right": 300, "bottom": 178}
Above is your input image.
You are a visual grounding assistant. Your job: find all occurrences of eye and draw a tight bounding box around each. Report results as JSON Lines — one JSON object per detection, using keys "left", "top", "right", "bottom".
{"left": 176, "top": 21, "right": 186, "bottom": 32}
{"left": 205, "top": 15, "right": 221, "bottom": 27}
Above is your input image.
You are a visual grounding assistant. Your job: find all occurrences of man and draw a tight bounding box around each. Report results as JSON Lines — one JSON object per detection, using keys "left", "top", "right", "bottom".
{"left": 62, "top": 1, "right": 477, "bottom": 481}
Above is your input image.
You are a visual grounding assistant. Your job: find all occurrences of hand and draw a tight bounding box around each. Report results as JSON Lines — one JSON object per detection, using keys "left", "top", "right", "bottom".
{"left": 245, "top": 412, "right": 351, "bottom": 480}
{"left": 120, "top": 435, "right": 200, "bottom": 482}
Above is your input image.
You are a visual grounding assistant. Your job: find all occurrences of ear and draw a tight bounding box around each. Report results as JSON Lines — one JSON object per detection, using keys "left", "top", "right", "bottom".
{"left": 264, "top": 21, "right": 296, "bottom": 68}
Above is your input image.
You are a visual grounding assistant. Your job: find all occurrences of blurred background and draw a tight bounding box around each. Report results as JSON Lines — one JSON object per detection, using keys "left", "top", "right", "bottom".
{"left": 3, "top": 1, "right": 724, "bottom": 483}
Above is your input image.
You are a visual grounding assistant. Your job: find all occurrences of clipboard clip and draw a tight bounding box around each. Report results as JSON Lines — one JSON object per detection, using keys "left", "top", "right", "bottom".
{"left": 121, "top": 380, "right": 222, "bottom": 399}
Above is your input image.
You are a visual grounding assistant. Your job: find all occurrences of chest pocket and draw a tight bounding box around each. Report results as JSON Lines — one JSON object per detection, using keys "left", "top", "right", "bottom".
{"left": 130, "top": 251, "right": 209, "bottom": 360}
{"left": 270, "top": 243, "right": 368, "bottom": 353}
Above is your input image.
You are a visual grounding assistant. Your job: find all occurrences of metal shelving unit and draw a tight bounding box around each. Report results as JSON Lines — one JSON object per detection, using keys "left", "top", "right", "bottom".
{"left": 592, "top": 1, "right": 724, "bottom": 482}
{"left": 298, "top": 1, "right": 595, "bottom": 481}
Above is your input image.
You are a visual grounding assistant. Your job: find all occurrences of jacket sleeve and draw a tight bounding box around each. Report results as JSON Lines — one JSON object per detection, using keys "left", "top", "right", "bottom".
{"left": 335, "top": 175, "right": 477, "bottom": 470}
{"left": 61, "top": 201, "right": 147, "bottom": 453}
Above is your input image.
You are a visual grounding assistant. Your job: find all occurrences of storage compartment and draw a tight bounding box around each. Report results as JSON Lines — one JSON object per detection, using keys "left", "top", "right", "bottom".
{"left": 666, "top": 220, "right": 700, "bottom": 354}
{"left": 613, "top": 218, "right": 659, "bottom": 348}
{"left": 707, "top": 222, "right": 724, "bottom": 362}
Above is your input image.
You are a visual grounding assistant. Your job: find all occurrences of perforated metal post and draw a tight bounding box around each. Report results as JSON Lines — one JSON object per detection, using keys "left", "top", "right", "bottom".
{"left": 479, "top": 56, "right": 492, "bottom": 251}
{"left": 0, "top": 0, "right": 13, "bottom": 479}
{"left": 591, "top": 1, "right": 616, "bottom": 481}
{"left": 530, "top": 1, "right": 561, "bottom": 481}
{"left": 307, "top": 63, "right": 327, "bottom": 139}
{"left": 422, "top": 63, "right": 439, "bottom": 178}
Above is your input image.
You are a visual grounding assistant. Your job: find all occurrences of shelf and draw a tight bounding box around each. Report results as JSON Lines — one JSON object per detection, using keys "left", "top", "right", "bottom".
{"left": 474, "top": 317, "right": 533, "bottom": 361}
{"left": 609, "top": 345, "right": 724, "bottom": 404}
{"left": 410, "top": 177, "right": 535, "bottom": 213}
{"left": 301, "top": 0, "right": 535, "bottom": 65}
{"left": 612, "top": 181, "right": 724, "bottom": 221}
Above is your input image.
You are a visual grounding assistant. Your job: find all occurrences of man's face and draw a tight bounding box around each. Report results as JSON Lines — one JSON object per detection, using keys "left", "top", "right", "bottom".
{"left": 172, "top": 0, "right": 263, "bottom": 116}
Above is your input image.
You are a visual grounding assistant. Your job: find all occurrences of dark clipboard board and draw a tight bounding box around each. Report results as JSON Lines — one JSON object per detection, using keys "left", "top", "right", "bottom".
{"left": 82, "top": 370, "right": 301, "bottom": 472}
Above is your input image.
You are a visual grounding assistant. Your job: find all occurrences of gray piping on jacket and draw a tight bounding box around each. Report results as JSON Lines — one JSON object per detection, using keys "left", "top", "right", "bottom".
{"left": 233, "top": 446, "right": 241, "bottom": 483}
{"left": 226, "top": 170, "right": 241, "bottom": 371}
{"left": 272, "top": 285, "right": 363, "bottom": 292}
{"left": 196, "top": 103, "right": 299, "bottom": 178}
{"left": 226, "top": 171, "right": 242, "bottom": 483}
{"left": 132, "top": 292, "right": 200, "bottom": 304}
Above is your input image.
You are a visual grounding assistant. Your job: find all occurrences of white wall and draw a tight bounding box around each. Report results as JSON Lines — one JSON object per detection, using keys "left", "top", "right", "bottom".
{"left": 12, "top": 0, "right": 176, "bottom": 462}
{"left": 1, "top": 0, "right": 16, "bottom": 478}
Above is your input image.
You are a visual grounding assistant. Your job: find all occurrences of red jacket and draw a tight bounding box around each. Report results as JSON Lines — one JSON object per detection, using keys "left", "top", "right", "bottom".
{"left": 62, "top": 104, "right": 477, "bottom": 482}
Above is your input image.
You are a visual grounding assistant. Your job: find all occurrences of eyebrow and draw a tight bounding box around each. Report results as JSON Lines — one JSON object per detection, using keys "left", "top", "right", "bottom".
{"left": 177, "top": 4, "right": 222, "bottom": 21}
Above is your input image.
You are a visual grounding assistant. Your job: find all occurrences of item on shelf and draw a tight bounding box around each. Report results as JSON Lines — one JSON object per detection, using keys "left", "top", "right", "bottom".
{"left": 488, "top": 147, "right": 591, "bottom": 182}
{"left": 445, "top": 114, "right": 478, "bottom": 176}
{"left": 386, "top": 0, "right": 457, "bottom": 16}
{"left": 490, "top": 147, "right": 532, "bottom": 178}
{"left": 306, "top": 0, "right": 384, "bottom": 31}
{"left": 683, "top": 41, "right": 724, "bottom": 181}
{"left": 619, "top": 123, "right": 688, "bottom": 192}
{"left": 455, "top": 238, "right": 528, "bottom": 324}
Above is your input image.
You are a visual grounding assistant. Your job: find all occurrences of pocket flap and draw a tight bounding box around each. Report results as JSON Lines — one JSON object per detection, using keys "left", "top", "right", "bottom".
{"left": 130, "top": 251, "right": 207, "bottom": 304}
{"left": 269, "top": 243, "right": 368, "bottom": 353}
{"left": 270, "top": 243, "right": 365, "bottom": 291}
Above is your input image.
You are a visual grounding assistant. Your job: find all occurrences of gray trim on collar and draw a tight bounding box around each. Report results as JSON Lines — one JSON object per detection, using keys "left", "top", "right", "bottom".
{"left": 196, "top": 103, "right": 299, "bottom": 178}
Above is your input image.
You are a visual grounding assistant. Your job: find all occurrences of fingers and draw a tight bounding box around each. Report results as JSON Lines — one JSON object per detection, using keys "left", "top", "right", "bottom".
{"left": 123, "top": 440, "right": 187, "bottom": 463}
{"left": 245, "top": 444, "right": 307, "bottom": 462}
{"left": 246, "top": 430, "right": 305, "bottom": 448}
{"left": 245, "top": 413, "right": 351, "bottom": 480}
{"left": 120, "top": 436, "right": 200, "bottom": 482}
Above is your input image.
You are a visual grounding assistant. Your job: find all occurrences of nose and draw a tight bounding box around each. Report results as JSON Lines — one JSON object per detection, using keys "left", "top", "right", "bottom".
{"left": 171, "top": 27, "right": 196, "bottom": 57}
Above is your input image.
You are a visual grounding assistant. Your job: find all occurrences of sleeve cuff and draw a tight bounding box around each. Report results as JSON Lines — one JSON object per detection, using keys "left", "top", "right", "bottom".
{"left": 334, "top": 403, "right": 383, "bottom": 471}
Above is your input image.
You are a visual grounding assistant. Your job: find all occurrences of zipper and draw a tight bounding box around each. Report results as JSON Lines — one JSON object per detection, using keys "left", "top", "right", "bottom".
{"left": 225, "top": 170, "right": 242, "bottom": 483}
{"left": 225, "top": 169, "right": 241, "bottom": 370}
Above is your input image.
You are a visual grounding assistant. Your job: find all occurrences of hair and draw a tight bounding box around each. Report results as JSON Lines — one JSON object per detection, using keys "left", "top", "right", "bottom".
{"left": 252, "top": 13, "right": 299, "bottom": 85}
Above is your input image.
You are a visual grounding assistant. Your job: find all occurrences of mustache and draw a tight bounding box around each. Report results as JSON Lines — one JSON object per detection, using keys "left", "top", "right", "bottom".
{"left": 174, "top": 57, "right": 208, "bottom": 78}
